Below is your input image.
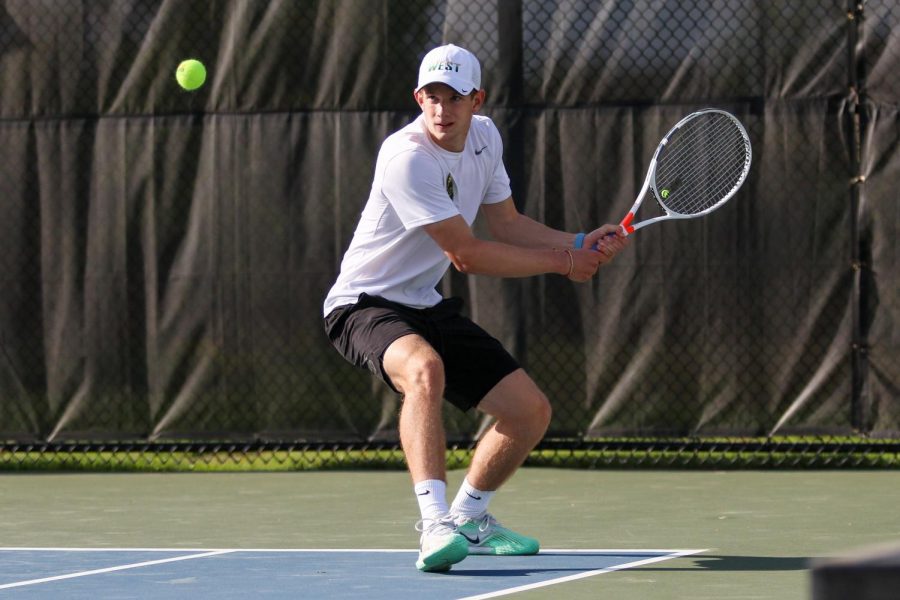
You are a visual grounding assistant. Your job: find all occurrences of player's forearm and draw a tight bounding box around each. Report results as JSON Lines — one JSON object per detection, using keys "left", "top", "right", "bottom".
{"left": 445, "top": 238, "right": 571, "bottom": 278}
{"left": 489, "top": 212, "right": 577, "bottom": 249}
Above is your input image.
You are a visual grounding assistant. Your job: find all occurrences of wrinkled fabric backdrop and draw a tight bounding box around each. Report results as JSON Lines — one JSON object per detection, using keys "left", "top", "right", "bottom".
{"left": 0, "top": 0, "right": 897, "bottom": 444}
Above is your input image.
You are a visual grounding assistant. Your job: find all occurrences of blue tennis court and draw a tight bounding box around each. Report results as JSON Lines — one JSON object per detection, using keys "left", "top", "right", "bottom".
{"left": 0, "top": 547, "right": 704, "bottom": 599}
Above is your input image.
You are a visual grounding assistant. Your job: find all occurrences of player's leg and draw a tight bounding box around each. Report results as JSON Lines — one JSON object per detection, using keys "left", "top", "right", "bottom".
{"left": 383, "top": 333, "right": 449, "bottom": 484}
{"left": 449, "top": 369, "right": 549, "bottom": 555}
{"left": 382, "top": 333, "right": 468, "bottom": 572}
{"left": 468, "top": 369, "right": 551, "bottom": 491}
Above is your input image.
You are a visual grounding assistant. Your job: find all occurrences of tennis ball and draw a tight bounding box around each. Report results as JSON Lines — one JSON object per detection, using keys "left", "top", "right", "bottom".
{"left": 661, "top": 189, "right": 670, "bottom": 199}
{"left": 176, "top": 59, "right": 206, "bottom": 91}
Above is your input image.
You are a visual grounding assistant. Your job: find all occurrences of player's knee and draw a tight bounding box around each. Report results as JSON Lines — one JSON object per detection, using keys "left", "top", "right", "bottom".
{"left": 531, "top": 391, "right": 552, "bottom": 432}
{"left": 517, "top": 390, "right": 552, "bottom": 436}
{"left": 401, "top": 352, "right": 445, "bottom": 395}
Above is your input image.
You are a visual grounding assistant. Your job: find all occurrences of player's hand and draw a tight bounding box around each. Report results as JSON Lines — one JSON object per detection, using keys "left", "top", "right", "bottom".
{"left": 566, "top": 248, "right": 605, "bottom": 282}
{"left": 585, "top": 224, "right": 630, "bottom": 266}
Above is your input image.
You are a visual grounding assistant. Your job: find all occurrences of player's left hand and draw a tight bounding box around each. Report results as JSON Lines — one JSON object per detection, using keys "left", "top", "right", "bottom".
{"left": 585, "top": 224, "right": 629, "bottom": 264}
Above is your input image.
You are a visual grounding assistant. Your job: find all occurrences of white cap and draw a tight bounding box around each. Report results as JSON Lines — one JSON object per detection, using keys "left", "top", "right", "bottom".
{"left": 416, "top": 44, "right": 481, "bottom": 95}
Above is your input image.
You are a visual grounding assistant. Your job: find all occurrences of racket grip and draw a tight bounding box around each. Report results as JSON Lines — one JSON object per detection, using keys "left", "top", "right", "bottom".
{"left": 591, "top": 213, "right": 635, "bottom": 249}
{"left": 591, "top": 231, "right": 618, "bottom": 250}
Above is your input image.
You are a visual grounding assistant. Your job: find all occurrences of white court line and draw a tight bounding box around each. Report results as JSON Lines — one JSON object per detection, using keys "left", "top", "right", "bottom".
{"left": 0, "top": 547, "right": 417, "bottom": 553}
{"left": 0, "top": 547, "right": 699, "bottom": 553}
{"left": 0, "top": 549, "right": 235, "bottom": 590}
{"left": 457, "top": 548, "right": 708, "bottom": 600}
{"left": 0, "top": 547, "right": 707, "bottom": 596}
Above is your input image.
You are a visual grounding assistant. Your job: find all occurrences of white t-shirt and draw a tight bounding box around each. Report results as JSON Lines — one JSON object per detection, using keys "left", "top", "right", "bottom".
{"left": 323, "top": 114, "right": 511, "bottom": 315}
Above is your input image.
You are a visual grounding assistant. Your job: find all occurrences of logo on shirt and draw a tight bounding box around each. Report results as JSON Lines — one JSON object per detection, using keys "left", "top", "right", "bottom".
{"left": 445, "top": 173, "right": 456, "bottom": 201}
{"left": 475, "top": 145, "right": 488, "bottom": 155}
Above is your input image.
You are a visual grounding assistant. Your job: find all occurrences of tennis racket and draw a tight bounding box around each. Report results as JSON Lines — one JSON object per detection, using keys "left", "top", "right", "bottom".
{"left": 608, "top": 109, "right": 751, "bottom": 237}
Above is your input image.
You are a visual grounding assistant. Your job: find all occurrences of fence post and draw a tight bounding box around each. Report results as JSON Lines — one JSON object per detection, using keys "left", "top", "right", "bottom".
{"left": 846, "top": 0, "right": 869, "bottom": 432}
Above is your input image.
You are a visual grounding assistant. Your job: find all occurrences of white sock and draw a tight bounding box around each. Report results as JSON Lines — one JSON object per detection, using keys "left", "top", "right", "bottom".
{"left": 450, "top": 477, "right": 495, "bottom": 519}
{"left": 414, "top": 479, "right": 449, "bottom": 521}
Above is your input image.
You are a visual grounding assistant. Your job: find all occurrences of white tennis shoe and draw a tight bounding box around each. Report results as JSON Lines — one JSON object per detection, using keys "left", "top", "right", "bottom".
{"left": 415, "top": 516, "right": 469, "bottom": 572}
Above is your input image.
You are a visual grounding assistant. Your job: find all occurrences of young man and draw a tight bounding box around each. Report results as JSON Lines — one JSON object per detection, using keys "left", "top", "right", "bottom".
{"left": 323, "top": 44, "right": 628, "bottom": 572}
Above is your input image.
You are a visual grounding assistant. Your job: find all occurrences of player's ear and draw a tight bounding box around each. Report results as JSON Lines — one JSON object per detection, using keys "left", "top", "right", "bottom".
{"left": 472, "top": 89, "right": 486, "bottom": 112}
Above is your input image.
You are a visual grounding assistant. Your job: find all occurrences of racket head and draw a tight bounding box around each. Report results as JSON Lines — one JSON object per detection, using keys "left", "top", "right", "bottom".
{"left": 649, "top": 109, "right": 752, "bottom": 219}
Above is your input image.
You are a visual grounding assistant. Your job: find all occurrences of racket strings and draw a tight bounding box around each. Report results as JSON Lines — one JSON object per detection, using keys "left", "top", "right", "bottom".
{"left": 662, "top": 116, "right": 744, "bottom": 184}
{"left": 657, "top": 124, "right": 747, "bottom": 213}
{"left": 665, "top": 125, "right": 744, "bottom": 188}
{"left": 666, "top": 143, "right": 745, "bottom": 213}
{"left": 671, "top": 127, "right": 746, "bottom": 190}
{"left": 659, "top": 122, "right": 746, "bottom": 213}
{"left": 655, "top": 114, "right": 749, "bottom": 215}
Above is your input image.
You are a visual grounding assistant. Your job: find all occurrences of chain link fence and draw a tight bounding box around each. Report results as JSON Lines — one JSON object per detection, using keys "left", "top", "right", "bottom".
{"left": 1, "top": 0, "right": 899, "bottom": 469}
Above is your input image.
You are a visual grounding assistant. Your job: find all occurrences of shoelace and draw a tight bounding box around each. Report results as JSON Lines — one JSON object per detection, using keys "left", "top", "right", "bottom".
{"left": 474, "top": 513, "right": 498, "bottom": 534}
{"left": 452, "top": 512, "right": 499, "bottom": 534}
{"left": 415, "top": 515, "right": 458, "bottom": 536}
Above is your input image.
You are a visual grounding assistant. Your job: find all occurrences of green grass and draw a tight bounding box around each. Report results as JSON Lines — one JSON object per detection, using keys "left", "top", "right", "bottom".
{"left": 527, "top": 448, "right": 899, "bottom": 469}
{"left": 1, "top": 437, "right": 897, "bottom": 472}
{"left": 0, "top": 448, "right": 408, "bottom": 472}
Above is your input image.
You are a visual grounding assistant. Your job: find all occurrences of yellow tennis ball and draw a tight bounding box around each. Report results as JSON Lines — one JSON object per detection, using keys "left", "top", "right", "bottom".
{"left": 661, "top": 189, "right": 670, "bottom": 199}
{"left": 176, "top": 59, "right": 206, "bottom": 91}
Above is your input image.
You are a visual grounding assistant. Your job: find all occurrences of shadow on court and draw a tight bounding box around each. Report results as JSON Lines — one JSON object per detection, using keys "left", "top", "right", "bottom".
{"left": 446, "top": 567, "right": 602, "bottom": 577}
{"left": 644, "top": 555, "right": 811, "bottom": 571}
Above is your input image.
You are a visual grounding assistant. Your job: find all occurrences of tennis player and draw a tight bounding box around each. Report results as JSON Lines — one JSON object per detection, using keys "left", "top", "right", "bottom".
{"left": 323, "top": 44, "right": 628, "bottom": 572}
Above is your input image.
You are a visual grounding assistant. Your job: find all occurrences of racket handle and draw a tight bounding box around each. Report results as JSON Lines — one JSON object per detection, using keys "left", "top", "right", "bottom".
{"left": 591, "top": 230, "right": 619, "bottom": 250}
{"left": 591, "top": 213, "right": 636, "bottom": 249}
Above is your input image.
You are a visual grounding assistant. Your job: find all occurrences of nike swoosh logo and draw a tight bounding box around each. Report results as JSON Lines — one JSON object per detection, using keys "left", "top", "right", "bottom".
{"left": 465, "top": 491, "right": 482, "bottom": 500}
{"left": 417, "top": 490, "right": 431, "bottom": 496}
{"left": 460, "top": 533, "right": 481, "bottom": 544}
{"left": 475, "top": 145, "right": 487, "bottom": 155}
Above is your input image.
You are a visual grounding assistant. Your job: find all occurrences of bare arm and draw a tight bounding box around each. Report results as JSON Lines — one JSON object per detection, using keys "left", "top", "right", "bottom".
{"left": 480, "top": 196, "right": 630, "bottom": 267}
{"left": 423, "top": 195, "right": 628, "bottom": 281}
{"left": 423, "top": 215, "right": 581, "bottom": 278}
{"left": 481, "top": 197, "right": 576, "bottom": 248}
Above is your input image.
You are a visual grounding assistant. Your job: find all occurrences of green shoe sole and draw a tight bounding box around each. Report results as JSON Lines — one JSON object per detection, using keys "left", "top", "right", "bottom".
{"left": 468, "top": 539, "right": 540, "bottom": 555}
{"left": 416, "top": 535, "right": 469, "bottom": 572}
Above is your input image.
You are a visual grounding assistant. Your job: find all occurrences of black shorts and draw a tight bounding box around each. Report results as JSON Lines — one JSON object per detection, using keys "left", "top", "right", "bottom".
{"left": 323, "top": 293, "right": 520, "bottom": 411}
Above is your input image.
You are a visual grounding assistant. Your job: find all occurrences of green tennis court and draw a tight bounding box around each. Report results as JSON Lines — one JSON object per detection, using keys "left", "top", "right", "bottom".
{"left": 2, "top": 468, "right": 896, "bottom": 599}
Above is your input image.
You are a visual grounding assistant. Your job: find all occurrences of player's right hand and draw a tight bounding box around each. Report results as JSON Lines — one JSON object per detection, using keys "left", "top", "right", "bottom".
{"left": 567, "top": 248, "right": 605, "bottom": 282}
